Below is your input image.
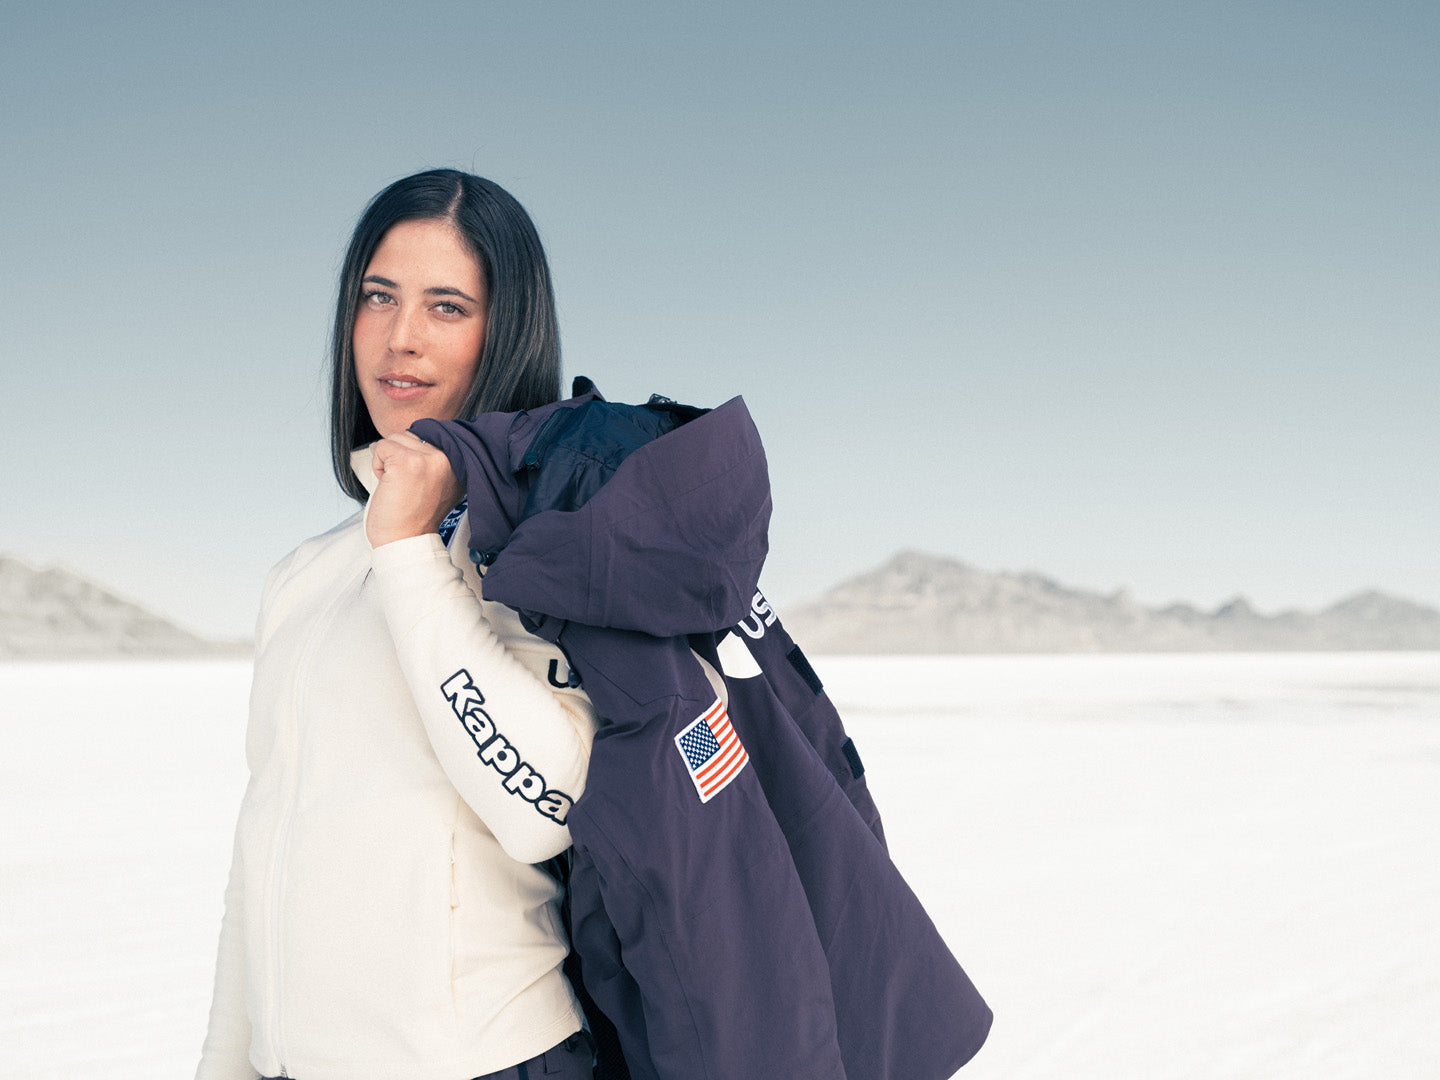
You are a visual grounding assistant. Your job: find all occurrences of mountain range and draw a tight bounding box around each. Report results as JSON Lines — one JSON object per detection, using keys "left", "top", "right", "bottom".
{"left": 4, "top": 550, "right": 1438, "bottom": 659}
{"left": 782, "top": 550, "right": 1440, "bottom": 654}
{"left": 0, "top": 556, "right": 248, "bottom": 660}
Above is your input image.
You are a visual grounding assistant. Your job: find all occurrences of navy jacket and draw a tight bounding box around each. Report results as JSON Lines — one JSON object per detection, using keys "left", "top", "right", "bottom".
{"left": 412, "top": 381, "right": 991, "bottom": 1080}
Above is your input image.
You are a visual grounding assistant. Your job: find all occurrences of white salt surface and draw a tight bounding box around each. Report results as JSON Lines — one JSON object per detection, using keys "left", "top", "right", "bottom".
{"left": 2, "top": 653, "right": 1438, "bottom": 1078}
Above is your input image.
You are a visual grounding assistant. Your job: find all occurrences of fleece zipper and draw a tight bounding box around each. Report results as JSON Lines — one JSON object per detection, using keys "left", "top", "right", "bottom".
{"left": 260, "top": 575, "right": 359, "bottom": 1075}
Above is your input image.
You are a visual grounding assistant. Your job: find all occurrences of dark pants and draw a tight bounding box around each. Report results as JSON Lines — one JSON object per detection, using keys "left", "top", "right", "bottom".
{"left": 472, "top": 1032, "right": 595, "bottom": 1080}
{"left": 261, "top": 1032, "right": 595, "bottom": 1080}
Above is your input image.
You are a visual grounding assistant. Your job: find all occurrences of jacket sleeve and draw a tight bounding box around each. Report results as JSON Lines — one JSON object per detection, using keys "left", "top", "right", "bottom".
{"left": 196, "top": 547, "right": 308, "bottom": 1080}
{"left": 562, "top": 633, "right": 848, "bottom": 1080}
{"left": 195, "top": 831, "right": 258, "bottom": 1080}
{"left": 370, "top": 532, "right": 597, "bottom": 863}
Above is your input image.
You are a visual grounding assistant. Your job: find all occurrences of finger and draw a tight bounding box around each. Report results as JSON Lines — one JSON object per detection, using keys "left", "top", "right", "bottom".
{"left": 370, "top": 439, "right": 395, "bottom": 477}
{"left": 389, "top": 430, "right": 432, "bottom": 452}
{"left": 373, "top": 434, "right": 419, "bottom": 469}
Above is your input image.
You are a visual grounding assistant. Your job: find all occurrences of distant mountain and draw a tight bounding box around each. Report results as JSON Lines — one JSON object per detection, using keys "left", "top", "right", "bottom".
{"left": 8, "top": 549, "right": 1437, "bottom": 659}
{"left": 0, "top": 556, "right": 249, "bottom": 659}
{"left": 783, "top": 550, "right": 1440, "bottom": 654}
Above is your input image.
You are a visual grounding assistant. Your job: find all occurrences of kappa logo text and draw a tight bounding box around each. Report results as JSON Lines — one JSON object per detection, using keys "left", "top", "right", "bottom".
{"left": 441, "top": 670, "right": 574, "bottom": 824}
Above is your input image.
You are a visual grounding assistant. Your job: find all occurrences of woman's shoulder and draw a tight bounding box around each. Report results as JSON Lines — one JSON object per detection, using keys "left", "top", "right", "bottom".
{"left": 252, "top": 510, "right": 366, "bottom": 643}
{"left": 270, "top": 509, "right": 365, "bottom": 580}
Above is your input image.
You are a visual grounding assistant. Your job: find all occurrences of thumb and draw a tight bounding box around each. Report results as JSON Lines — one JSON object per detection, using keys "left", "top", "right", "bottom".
{"left": 370, "top": 442, "right": 390, "bottom": 479}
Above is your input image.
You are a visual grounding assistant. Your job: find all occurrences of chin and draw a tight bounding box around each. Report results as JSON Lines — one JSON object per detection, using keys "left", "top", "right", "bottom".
{"left": 362, "top": 403, "right": 409, "bottom": 440}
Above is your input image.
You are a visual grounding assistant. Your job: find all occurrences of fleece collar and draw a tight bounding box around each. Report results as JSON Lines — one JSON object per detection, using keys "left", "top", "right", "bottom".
{"left": 351, "top": 444, "right": 381, "bottom": 496}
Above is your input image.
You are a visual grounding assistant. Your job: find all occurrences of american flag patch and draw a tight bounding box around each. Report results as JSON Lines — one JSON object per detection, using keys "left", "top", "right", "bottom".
{"left": 674, "top": 698, "right": 748, "bottom": 803}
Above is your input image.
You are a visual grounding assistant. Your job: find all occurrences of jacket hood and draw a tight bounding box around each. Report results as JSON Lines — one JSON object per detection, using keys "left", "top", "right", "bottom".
{"left": 411, "top": 380, "right": 772, "bottom": 639}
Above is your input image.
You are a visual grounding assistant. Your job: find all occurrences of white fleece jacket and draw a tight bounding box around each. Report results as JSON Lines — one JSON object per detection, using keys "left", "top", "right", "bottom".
{"left": 197, "top": 450, "right": 597, "bottom": 1080}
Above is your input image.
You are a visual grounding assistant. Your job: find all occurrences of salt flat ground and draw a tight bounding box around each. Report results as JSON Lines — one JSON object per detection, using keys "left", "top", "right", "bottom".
{"left": 2, "top": 653, "right": 1437, "bottom": 1079}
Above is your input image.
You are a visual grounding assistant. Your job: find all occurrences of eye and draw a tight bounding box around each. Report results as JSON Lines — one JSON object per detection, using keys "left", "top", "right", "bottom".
{"left": 435, "top": 301, "right": 465, "bottom": 316}
{"left": 361, "top": 289, "right": 395, "bottom": 307}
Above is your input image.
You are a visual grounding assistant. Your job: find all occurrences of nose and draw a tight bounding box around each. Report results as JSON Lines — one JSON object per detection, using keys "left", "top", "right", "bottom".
{"left": 387, "top": 302, "right": 424, "bottom": 355}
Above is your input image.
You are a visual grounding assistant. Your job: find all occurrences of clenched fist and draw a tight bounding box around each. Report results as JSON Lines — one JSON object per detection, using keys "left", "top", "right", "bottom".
{"left": 365, "top": 431, "right": 463, "bottom": 548}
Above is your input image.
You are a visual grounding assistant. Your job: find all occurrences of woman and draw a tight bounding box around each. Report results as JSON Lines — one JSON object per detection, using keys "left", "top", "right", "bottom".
{"left": 197, "top": 170, "right": 598, "bottom": 1080}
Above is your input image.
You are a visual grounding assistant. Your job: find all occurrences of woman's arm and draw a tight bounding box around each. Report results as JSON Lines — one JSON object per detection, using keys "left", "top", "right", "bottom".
{"left": 370, "top": 532, "right": 597, "bottom": 863}
{"left": 362, "top": 430, "right": 596, "bottom": 862}
{"left": 195, "top": 833, "right": 258, "bottom": 1080}
{"left": 195, "top": 547, "right": 309, "bottom": 1080}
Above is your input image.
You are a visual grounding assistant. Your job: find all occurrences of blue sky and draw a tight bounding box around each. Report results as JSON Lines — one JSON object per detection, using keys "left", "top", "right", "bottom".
{"left": 2, "top": 1, "right": 1436, "bottom": 637}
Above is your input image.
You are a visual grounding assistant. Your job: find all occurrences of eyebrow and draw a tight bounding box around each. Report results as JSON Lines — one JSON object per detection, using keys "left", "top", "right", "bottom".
{"left": 362, "top": 275, "right": 481, "bottom": 306}
{"left": 426, "top": 286, "right": 482, "bottom": 304}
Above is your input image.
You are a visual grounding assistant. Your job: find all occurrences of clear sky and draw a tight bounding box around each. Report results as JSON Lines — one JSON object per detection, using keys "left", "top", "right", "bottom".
{"left": 2, "top": 1, "right": 1436, "bottom": 638}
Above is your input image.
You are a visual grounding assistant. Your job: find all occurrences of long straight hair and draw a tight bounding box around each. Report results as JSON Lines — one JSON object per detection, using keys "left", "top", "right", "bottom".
{"left": 329, "top": 169, "right": 562, "bottom": 501}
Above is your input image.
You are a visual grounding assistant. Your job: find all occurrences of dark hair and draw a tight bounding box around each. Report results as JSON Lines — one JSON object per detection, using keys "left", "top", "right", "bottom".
{"left": 329, "top": 169, "right": 562, "bottom": 501}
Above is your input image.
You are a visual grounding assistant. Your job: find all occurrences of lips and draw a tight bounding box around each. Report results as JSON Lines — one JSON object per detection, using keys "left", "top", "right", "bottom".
{"left": 377, "top": 372, "right": 434, "bottom": 401}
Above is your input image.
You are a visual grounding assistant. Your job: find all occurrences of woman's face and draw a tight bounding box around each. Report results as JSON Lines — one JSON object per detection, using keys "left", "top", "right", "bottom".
{"left": 354, "top": 218, "right": 488, "bottom": 439}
